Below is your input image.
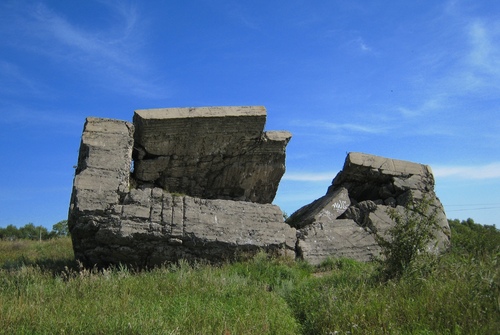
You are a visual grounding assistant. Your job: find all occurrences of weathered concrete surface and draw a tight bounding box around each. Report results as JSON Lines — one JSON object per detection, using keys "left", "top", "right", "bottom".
{"left": 287, "top": 152, "right": 451, "bottom": 265}
{"left": 287, "top": 187, "right": 350, "bottom": 229}
{"left": 133, "top": 106, "right": 291, "bottom": 204}
{"left": 329, "top": 152, "right": 435, "bottom": 200}
{"left": 83, "top": 189, "right": 296, "bottom": 268}
{"left": 296, "top": 219, "right": 379, "bottom": 265}
{"left": 69, "top": 115, "right": 451, "bottom": 268}
{"left": 68, "top": 118, "right": 134, "bottom": 262}
{"left": 71, "top": 117, "right": 134, "bottom": 212}
{"left": 68, "top": 113, "right": 295, "bottom": 268}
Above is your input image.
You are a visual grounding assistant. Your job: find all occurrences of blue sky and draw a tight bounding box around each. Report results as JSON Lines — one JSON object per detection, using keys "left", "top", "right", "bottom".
{"left": 1, "top": 0, "right": 499, "bottom": 229}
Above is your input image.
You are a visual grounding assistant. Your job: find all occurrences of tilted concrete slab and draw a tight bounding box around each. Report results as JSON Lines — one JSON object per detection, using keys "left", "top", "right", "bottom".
{"left": 132, "top": 106, "right": 291, "bottom": 204}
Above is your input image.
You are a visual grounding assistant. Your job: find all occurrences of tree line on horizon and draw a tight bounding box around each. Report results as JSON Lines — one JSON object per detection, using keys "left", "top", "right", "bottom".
{"left": 0, "top": 220, "right": 69, "bottom": 240}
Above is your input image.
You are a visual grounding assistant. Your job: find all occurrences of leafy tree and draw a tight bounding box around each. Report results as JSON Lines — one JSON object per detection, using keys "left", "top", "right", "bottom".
{"left": 448, "top": 218, "right": 500, "bottom": 257}
{"left": 17, "top": 223, "right": 49, "bottom": 240}
{"left": 0, "top": 224, "right": 21, "bottom": 240}
{"left": 1, "top": 221, "right": 71, "bottom": 240}
{"left": 376, "top": 195, "right": 439, "bottom": 280}
{"left": 51, "top": 220, "right": 70, "bottom": 237}
{"left": 18, "top": 223, "right": 38, "bottom": 240}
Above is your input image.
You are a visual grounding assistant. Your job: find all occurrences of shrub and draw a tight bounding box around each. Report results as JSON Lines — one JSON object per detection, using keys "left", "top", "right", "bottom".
{"left": 376, "top": 195, "right": 439, "bottom": 280}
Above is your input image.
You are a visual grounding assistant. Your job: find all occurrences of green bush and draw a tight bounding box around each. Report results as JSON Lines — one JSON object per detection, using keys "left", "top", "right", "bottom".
{"left": 448, "top": 218, "right": 500, "bottom": 257}
{"left": 376, "top": 195, "right": 439, "bottom": 280}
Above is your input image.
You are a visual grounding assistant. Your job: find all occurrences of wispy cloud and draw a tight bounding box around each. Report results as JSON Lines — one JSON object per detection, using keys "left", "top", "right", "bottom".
{"left": 28, "top": 2, "right": 140, "bottom": 68}
{"left": 283, "top": 172, "right": 337, "bottom": 182}
{"left": 436, "top": 18, "right": 500, "bottom": 96}
{"left": 467, "top": 20, "right": 500, "bottom": 77}
{"left": 1, "top": 1, "right": 168, "bottom": 99}
{"left": 225, "top": 3, "right": 262, "bottom": 31}
{"left": 292, "top": 120, "right": 389, "bottom": 135}
{"left": 336, "top": 34, "right": 377, "bottom": 55}
{"left": 356, "top": 37, "right": 373, "bottom": 53}
{"left": 388, "top": 4, "right": 500, "bottom": 140}
{"left": 0, "top": 103, "right": 84, "bottom": 135}
{"left": 433, "top": 162, "right": 500, "bottom": 179}
{"left": 0, "top": 60, "right": 50, "bottom": 97}
{"left": 423, "top": 7, "right": 499, "bottom": 95}
{"left": 396, "top": 95, "right": 447, "bottom": 118}
{"left": 283, "top": 162, "right": 500, "bottom": 184}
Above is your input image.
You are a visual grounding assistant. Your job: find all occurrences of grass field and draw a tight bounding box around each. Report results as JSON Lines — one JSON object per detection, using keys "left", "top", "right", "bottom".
{"left": 0, "top": 220, "right": 498, "bottom": 334}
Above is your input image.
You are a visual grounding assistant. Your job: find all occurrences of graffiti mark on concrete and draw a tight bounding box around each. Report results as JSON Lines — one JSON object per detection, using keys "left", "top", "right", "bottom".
{"left": 331, "top": 200, "right": 348, "bottom": 212}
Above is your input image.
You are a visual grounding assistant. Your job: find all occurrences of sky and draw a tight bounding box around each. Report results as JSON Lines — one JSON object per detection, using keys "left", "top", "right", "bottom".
{"left": 0, "top": 0, "right": 499, "bottom": 230}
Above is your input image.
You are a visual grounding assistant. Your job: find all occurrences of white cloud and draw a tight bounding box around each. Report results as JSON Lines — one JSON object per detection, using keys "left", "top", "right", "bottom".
{"left": 439, "top": 18, "right": 500, "bottom": 96}
{"left": 357, "top": 37, "right": 373, "bottom": 53}
{"left": 29, "top": 2, "right": 140, "bottom": 68}
{"left": 282, "top": 172, "right": 336, "bottom": 182}
{"left": 390, "top": 5, "right": 500, "bottom": 141}
{"left": 0, "top": 102, "right": 84, "bottom": 136}
{"left": 225, "top": 3, "right": 262, "bottom": 31}
{"left": 1, "top": 1, "right": 168, "bottom": 99}
{"left": 339, "top": 35, "right": 376, "bottom": 55}
{"left": 467, "top": 20, "right": 500, "bottom": 75}
{"left": 284, "top": 163, "right": 500, "bottom": 183}
{"left": 396, "top": 95, "right": 447, "bottom": 118}
{"left": 284, "top": 162, "right": 500, "bottom": 183}
{"left": 433, "top": 162, "right": 500, "bottom": 179}
{"left": 0, "top": 60, "right": 50, "bottom": 97}
{"left": 293, "top": 120, "right": 389, "bottom": 134}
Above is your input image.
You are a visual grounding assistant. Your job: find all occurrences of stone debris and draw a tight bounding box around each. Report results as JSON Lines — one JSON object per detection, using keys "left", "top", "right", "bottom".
{"left": 287, "top": 152, "right": 451, "bottom": 265}
{"left": 296, "top": 219, "right": 379, "bottom": 264}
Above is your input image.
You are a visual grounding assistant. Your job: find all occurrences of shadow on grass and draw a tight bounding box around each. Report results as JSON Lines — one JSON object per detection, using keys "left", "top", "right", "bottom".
{"left": 1, "top": 256, "right": 79, "bottom": 276}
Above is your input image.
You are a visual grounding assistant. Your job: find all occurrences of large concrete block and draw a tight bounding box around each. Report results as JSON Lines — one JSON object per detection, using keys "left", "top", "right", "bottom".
{"left": 132, "top": 106, "right": 291, "bottom": 204}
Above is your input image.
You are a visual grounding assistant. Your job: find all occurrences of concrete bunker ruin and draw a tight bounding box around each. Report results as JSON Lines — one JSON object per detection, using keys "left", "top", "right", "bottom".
{"left": 68, "top": 106, "right": 450, "bottom": 268}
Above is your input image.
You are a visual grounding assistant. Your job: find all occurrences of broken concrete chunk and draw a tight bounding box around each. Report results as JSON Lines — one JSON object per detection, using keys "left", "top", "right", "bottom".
{"left": 286, "top": 187, "right": 350, "bottom": 229}
{"left": 288, "top": 152, "right": 450, "bottom": 264}
{"left": 132, "top": 106, "right": 291, "bottom": 204}
{"left": 296, "top": 219, "right": 380, "bottom": 265}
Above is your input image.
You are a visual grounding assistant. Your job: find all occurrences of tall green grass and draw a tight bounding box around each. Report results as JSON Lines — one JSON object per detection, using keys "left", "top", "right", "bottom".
{"left": 286, "top": 254, "right": 499, "bottom": 334}
{"left": 0, "top": 247, "right": 299, "bottom": 334}
{"left": 0, "top": 237, "right": 76, "bottom": 273}
{"left": 0, "top": 220, "right": 498, "bottom": 335}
